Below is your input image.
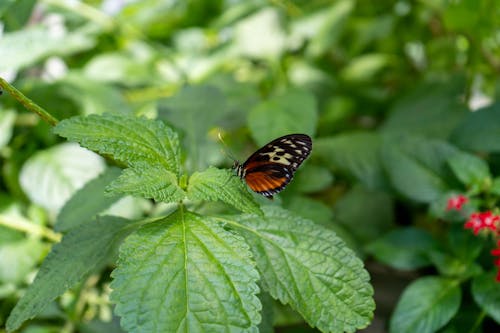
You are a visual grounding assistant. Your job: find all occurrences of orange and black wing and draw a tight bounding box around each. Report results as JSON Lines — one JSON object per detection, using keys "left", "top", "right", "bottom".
{"left": 242, "top": 134, "right": 312, "bottom": 198}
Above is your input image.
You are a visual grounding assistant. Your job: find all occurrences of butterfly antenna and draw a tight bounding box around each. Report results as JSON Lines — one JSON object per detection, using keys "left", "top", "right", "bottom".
{"left": 217, "top": 132, "right": 238, "bottom": 163}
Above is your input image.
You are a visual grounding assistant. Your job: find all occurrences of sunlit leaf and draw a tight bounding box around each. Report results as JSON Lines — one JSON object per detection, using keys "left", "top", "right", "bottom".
{"left": 111, "top": 211, "right": 261, "bottom": 332}
{"left": 231, "top": 206, "right": 374, "bottom": 333}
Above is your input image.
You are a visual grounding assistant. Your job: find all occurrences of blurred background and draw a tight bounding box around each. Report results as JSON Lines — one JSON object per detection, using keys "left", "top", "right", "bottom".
{"left": 0, "top": 0, "right": 499, "bottom": 332}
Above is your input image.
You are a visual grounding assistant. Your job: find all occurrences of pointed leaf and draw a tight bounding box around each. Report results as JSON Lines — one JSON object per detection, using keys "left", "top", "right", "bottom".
{"left": 381, "top": 136, "right": 458, "bottom": 202}
{"left": 6, "top": 216, "right": 133, "bottom": 332}
{"left": 472, "top": 272, "right": 500, "bottom": 323}
{"left": 451, "top": 102, "right": 500, "bottom": 152}
{"left": 447, "top": 151, "right": 490, "bottom": 187}
{"left": 230, "top": 206, "right": 374, "bottom": 333}
{"left": 187, "top": 167, "right": 262, "bottom": 215}
{"left": 315, "top": 132, "right": 389, "bottom": 190}
{"left": 107, "top": 165, "right": 185, "bottom": 203}
{"left": 56, "top": 167, "right": 122, "bottom": 232}
{"left": 53, "top": 114, "right": 181, "bottom": 175}
{"left": 389, "top": 277, "right": 461, "bottom": 333}
{"left": 111, "top": 211, "right": 261, "bottom": 333}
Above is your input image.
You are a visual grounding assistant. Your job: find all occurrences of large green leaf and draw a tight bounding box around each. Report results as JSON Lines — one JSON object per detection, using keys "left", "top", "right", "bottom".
{"left": 230, "top": 206, "right": 374, "bottom": 333}
{"left": 54, "top": 114, "right": 181, "bottom": 175}
{"left": 187, "top": 167, "right": 262, "bottom": 215}
{"left": 19, "top": 142, "right": 106, "bottom": 216}
{"left": 365, "top": 227, "right": 437, "bottom": 270}
{"left": 0, "top": 24, "right": 95, "bottom": 73}
{"left": 472, "top": 272, "right": 500, "bottom": 323}
{"left": 111, "top": 210, "right": 261, "bottom": 332}
{"left": 6, "top": 216, "right": 133, "bottom": 332}
{"left": 381, "top": 136, "right": 458, "bottom": 202}
{"left": 450, "top": 102, "right": 500, "bottom": 152}
{"left": 55, "top": 167, "right": 122, "bottom": 232}
{"left": 389, "top": 277, "right": 461, "bottom": 333}
{"left": 315, "top": 132, "right": 388, "bottom": 190}
{"left": 381, "top": 80, "right": 467, "bottom": 139}
{"left": 248, "top": 89, "right": 317, "bottom": 146}
{"left": 54, "top": 114, "right": 184, "bottom": 203}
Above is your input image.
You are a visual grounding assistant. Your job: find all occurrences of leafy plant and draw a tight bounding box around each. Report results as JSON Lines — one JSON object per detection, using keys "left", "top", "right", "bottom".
{"left": 5, "top": 113, "right": 374, "bottom": 332}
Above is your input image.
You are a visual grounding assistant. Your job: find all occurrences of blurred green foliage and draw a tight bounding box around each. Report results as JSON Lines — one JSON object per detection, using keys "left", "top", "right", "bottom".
{"left": 1, "top": 0, "right": 499, "bottom": 332}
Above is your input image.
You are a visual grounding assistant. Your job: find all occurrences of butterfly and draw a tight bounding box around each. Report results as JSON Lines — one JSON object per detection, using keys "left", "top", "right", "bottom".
{"left": 233, "top": 134, "right": 312, "bottom": 199}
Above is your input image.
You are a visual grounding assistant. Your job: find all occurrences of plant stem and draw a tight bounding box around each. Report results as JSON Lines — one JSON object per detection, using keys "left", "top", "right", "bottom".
{"left": 0, "top": 77, "right": 59, "bottom": 126}
{"left": 0, "top": 215, "right": 61, "bottom": 242}
{"left": 468, "top": 310, "right": 486, "bottom": 333}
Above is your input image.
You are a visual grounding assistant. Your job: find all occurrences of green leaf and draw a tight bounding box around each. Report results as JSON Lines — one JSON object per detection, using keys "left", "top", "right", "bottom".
{"left": 365, "top": 227, "right": 437, "bottom": 270}
{"left": 6, "top": 216, "right": 133, "bottom": 332}
{"left": 0, "top": 238, "right": 45, "bottom": 284}
{"left": 389, "top": 277, "right": 461, "bottom": 333}
{"left": 110, "top": 211, "right": 261, "bottom": 333}
{"left": 159, "top": 85, "right": 228, "bottom": 171}
{"left": 285, "top": 164, "right": 333, "bottom": 194}
{"left": 283, "top": 195, "right": 333, "bottom": 226}
{"left": 381, "top": 80, "right": 467, "bottom": 139}
{"left": 106, "top": 165, "right": 185, "bottom": 203}
{"left": 490, "top": 177, "right": 500, "bottom": 195}
{"left": 231, "top": 206, "right": 374, "bottom": 333}
{"left": 447, "top": 151, "right": 490, "bottom": 187}
{"left": 315, "top": 132, "right": 388, "bottom": 190}
{"left": 0, "top": 109, "right": 16, "bottom": 149}
{"left": 334, "top": 185, "right": 394, "bottom": 243}
{"left": 381, "top": 136, "right": 458, "bottom": 202}
{"left": 248, "top": 89, "right": 317, "bottom": 146}
{"left": 55, "top": 167, "right": 122, "bottom": 232}
{"left": 300, "top": 0, "right": 354, "bottom": 58}
{"left": 187, "top": 167, "right": 262, "bottom": 215}
{"left": 59, "top": 74, "right": 132, "bottom": 116}
{"left": 53, "top": 114, "right": 181, "bottom": 175}
{"left": 53, "top": 114, "right": 185, "bottom": 203}
{"left": 472, "top": 272, "right": 500, "bottom": 323}
{"left": 0, "top": 24, "right": 95, "bottom": 73}
{"left": 450, "top": 102, "right": 500, "bottom": 152}
{"left": 19, "top": 142, "right": 106, "bottom": 216}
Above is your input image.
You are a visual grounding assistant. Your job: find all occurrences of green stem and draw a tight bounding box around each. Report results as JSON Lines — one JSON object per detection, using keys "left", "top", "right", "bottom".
{"left": 0, "top": 77, "right": 59, "bottom": 126}
{"left": 468, "top": 310, "right": 486, "bottom": 333}
{"left": 0, "top": 214, "right": 61, "bottom": 242}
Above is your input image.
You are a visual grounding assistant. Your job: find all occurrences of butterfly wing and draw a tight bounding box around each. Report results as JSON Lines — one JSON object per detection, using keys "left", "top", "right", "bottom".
{"left": 241, "top": 134, "right": 312, "bottom": 198}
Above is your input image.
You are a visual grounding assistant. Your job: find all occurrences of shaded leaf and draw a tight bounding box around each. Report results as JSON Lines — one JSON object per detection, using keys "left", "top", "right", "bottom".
{"left": 6, "top": 216, "right": 133, "bottom": 332}
{"left": 382, "top": 80, "right": 467, "bottom": 139}
{"left": 389, "top": 277, "right": 461, "bottom": 333}
{"left": 315, "top": 132, "right": 388, "bottom": 190}
{"left": 231, "top": 206, "right": 374, "bottom": 333}
{"left": 472, "top": 272, "right": 500, "bottom": 323}
{"left": 365, "top": 227, "right": 437, "bottom": 270}
{"left": 111, "top": 211, "right": 261, "bottom": 333}
{"left": 447, "top": 151, "right": 490, "bottom": 187}
{"left": 248, "top": 89, "right": 317, "bottom": 146}
{"left": 381, "top": 136, "right": 458, "bottom": 202}
{"left": 55, "top": 167, "right": 122, "bottom": 232}
{"left": 187, "top": 167, "right": 262, "bottom": 215}
{"left": 450, "top": 102, "right": 500, "bottom": 152}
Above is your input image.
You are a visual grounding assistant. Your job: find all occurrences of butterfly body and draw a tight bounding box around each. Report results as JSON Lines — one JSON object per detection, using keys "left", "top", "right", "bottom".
{"left": 234, "top": 134, "right": 312, "bottom": 198}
